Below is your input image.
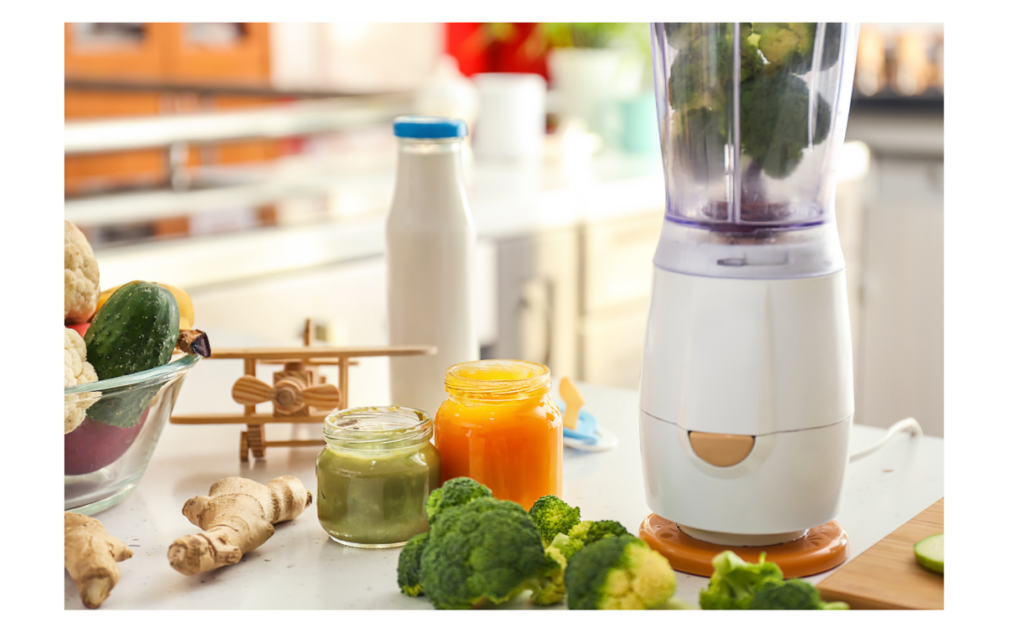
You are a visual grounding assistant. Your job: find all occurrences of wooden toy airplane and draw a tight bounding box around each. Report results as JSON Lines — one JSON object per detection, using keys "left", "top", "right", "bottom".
{"left": 170, "top": 321, "right": 435, "bottom": 461}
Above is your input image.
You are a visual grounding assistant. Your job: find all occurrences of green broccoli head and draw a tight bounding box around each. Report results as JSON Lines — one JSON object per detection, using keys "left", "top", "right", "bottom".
{"left": 749, "top": 579, "right": 850, "bottom": 610}
{"left": 755, "top": 23, "right": 843, "bottom": 75}
{"left": 666, "top": 23, "right": 763, "bottom": 114}
{"left": 525, "top": 546, "right": 568, "bottom": 606}
{"left": 396, "top": 531, "right": 430, "bottom": 597}
{"left": 698, "top": 551, "right": 785, "bottom": 610}
{"left": 419, "top": 496, "right": 548, "bottom": 610}
{"left": 755, "top": 23, "right": 814, "bottom": 69}
{"left": 528, "top": 495, "right": 582, "bottom": 546}
{"left": 739, "top": 71, "right": 832, "bottom": 179}
{"left": 568, "top": 519, "right": 630, "bottom": 546}
{"left": 565, "top": 535, "right": 678, "bottom": 610}
{"left": 425, "top": 477, "right": 492, "bottom": 524}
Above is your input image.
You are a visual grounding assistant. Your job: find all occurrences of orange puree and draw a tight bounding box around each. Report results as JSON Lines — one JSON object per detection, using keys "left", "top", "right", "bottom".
{"left": 434, "top": 360, "right": 562, "bottom": 509}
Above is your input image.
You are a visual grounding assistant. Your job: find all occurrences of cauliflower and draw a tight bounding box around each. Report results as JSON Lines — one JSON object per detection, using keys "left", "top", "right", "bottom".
{"left": 64, "top": 328, "right": 98, "bottom": 433}
{"left": 65, "top": 221, "right": 100, "bottom": 323}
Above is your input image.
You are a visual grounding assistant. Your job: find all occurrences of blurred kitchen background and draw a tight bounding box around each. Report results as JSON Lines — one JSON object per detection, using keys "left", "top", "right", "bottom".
{"left": 64, "top": 23, "right": 944, "bottom": 436}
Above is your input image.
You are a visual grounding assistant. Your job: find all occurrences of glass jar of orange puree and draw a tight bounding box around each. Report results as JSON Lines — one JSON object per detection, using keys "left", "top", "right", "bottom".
{"left": 434, "top": 360, "right": 562, "bottom": 509}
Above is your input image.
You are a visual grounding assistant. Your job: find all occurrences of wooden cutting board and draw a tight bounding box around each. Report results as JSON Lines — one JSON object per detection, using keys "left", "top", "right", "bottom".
{"left": 817, "top": 498, "right": 943, "bottom": 609}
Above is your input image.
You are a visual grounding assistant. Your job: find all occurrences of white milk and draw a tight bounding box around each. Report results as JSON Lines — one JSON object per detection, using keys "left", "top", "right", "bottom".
{"left": 386, "top": 127, "right": 478, "bottom": 416}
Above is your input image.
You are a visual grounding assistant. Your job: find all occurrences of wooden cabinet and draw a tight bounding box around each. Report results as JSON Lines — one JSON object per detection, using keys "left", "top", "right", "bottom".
{"left": 64, "top": 23, "right": 279, "bottom": 195}
{"left": 65, "top": 24, "right": 166, "bottom": 193}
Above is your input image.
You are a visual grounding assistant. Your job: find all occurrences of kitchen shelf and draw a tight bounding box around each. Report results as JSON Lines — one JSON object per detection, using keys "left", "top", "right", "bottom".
{"left": 851, "top": 88, "right": 944, "bottom": 115}
{"left": 64, "top": 95, "right": 414, "bottom": 155}
{"left": 65, "top": 76, "right": 410, "bottom": 100}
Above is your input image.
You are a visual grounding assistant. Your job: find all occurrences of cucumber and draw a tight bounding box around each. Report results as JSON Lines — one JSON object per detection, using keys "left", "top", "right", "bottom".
{"left": 913, "top": 533, "right": 943, "bottom": 575}
{"left": 84, "top": 282, "right": 179, "bottom": 427}
{"left": 86, "top": 282, "right": 179, "bottom": 379}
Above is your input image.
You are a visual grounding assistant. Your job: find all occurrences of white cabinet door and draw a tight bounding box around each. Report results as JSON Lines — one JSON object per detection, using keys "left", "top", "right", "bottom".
{"left": 859, "top": 157, "right": 944, "bottom": 436}
{"left": 579, "top": 307, "right": 650, "bottom": 390}
{"left": 492, "top": 229, "right": 580, "bottom": 381}
{"left": 577, "top": 211, "right": 662, "bottom": 388}
{"left": 580, "top": 211, "right": 662, "bottom": 315}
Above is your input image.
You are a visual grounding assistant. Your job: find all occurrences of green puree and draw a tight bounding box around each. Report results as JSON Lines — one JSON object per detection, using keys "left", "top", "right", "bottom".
{"left": 316, "top": 441, "right": 440, "bottom": 546}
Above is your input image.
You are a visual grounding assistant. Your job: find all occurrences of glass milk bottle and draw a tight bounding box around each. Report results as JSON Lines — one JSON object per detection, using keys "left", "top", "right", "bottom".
{"left": 386, "top": 117, "right": 479, "bottom": 415}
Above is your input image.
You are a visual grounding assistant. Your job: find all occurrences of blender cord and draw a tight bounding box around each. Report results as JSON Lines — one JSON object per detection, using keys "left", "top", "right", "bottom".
{"left": 848, "top": 417, "right": 923, "bottom": 463}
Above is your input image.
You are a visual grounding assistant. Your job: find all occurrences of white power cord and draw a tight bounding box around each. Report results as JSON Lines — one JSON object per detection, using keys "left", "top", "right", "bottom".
{"left": 848, "top": 417, "right": 923, "bottom": 463}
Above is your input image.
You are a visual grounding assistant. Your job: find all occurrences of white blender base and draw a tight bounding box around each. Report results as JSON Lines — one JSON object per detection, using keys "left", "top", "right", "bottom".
{"left": 639, "top": 411, "right": 851, "bottom": 535}
{"left": 638, "top": 266, "right": 854, "bottom": 537}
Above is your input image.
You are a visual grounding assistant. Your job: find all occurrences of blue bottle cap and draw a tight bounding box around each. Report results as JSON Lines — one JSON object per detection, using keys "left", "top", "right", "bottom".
{"left": 393, "top": 116, "right": 467, "bottom": 139}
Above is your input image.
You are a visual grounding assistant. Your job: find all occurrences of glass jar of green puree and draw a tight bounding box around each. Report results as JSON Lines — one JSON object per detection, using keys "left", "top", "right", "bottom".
{"left": 316, "top": 406, "right": 440, "bottom": 548}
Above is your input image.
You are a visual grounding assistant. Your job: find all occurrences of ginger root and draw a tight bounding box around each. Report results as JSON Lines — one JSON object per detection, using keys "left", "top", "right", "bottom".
{"left": 167, "top": 475, "right": 311, "bottom": 576}
{"left": 64, "top": 512, "right": 133, "bottom": 608}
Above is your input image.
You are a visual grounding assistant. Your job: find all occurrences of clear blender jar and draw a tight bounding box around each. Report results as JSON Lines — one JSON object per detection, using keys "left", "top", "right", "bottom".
{"left": 650, "top": 23, "right": 859, "bottom": 279}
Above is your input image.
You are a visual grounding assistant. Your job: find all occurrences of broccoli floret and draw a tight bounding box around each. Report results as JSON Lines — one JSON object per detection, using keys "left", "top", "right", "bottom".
{"left": 528, "top": 495, "right": 582, "bottom": 546}
{"left": 549, "top": 532, "right": 586, "bottom": 561}
{"left": 425, "top": 477, "right": 492, "bottom": 524}
{"left": 754, "top": 23, "right": 843, "bottom": 75}
{"left": 523, "top": 546, "right": 568, "bottom": 606}
{"left": 565, "top": 535, "right": 678, "bottom": 610}
{"left": 666, "top": 23, "right": 762, "bottom": 114}
{"left": 749, "top": 578, "right": 849, "bottom": 610}
{"left": 418, "top": 497, "right": 548, "bottom": 610}
{"left": 663, "top": 22, "right": 840, "bottom": 182}
{"left": 755, "top": 23, "right": 814, "bottom": 69}
{"left": 551, "top": 520, "right": 631, "bottom": 566}
{"left": 698, "top": 551, "right": 785, "bottom": 610}
{"left": 397, "top": 531, "right": 430, "bottom": 597}
{"left": 739, "top": 71, "right": 832, "bottom": 179}
{"left": 568, "top": 519, "right": 630, "bottom": 545}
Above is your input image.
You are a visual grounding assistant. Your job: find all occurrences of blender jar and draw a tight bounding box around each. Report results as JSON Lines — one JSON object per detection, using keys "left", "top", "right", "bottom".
{"left": 651, "top": 23, "right": 859, "bottom": 279}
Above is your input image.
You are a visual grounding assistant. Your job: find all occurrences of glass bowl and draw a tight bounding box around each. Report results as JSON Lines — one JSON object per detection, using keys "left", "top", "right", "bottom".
{"left": 64, "top": 354, "right": 201, "bottom": 515}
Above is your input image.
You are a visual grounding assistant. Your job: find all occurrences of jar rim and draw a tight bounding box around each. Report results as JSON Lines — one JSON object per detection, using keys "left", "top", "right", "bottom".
{"left": 444, "top": 359, "right": 551, "bottom": 401}
{"left": 324, "top": 406, "right": 432, "bottom": 450}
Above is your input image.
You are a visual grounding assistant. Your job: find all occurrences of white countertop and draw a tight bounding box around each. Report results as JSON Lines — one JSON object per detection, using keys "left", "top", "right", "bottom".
{"left": 65, "top": 355, "right": 944, "bottom": 610}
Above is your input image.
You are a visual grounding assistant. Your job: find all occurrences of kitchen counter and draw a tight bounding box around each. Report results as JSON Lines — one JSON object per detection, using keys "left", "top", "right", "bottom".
{"left": 87, "top": 149, "right": 666, "bottom": 291}
{"left": 65, "top": 347, "right": 944, "bottom": 610}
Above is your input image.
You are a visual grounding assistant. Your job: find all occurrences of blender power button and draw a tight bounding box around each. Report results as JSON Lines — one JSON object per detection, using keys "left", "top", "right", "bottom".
{"left": 688, "top": 432, "right": 755, "bottom": 467}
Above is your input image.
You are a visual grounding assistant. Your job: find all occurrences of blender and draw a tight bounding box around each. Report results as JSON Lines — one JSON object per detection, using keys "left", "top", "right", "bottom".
{"left": 637, "top": 23, "right": 860, "bottom": 576}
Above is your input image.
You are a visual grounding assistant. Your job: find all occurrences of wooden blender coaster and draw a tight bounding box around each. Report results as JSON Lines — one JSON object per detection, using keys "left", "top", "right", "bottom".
{"left": 639, "top": 513, "right": 849, "bottom": 578}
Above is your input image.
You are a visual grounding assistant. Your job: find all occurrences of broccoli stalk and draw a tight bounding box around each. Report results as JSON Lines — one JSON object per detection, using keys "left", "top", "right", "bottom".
{"left": 521, "top": 546, "right": 569, "bottom": 606}
{"left": 564, "top": 535, "right": 679, "bottom": 610}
